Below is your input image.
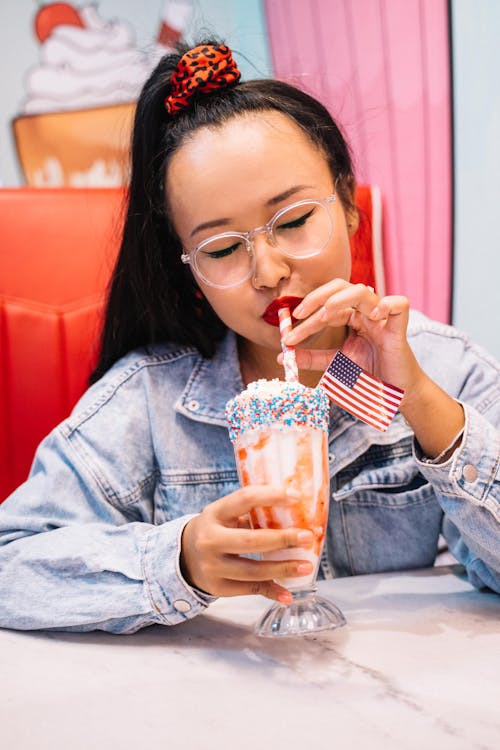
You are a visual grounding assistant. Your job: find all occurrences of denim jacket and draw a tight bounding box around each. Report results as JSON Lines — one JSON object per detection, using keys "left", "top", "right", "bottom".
{"left": 0, "top": 311, "right": 499, "bottom": 632}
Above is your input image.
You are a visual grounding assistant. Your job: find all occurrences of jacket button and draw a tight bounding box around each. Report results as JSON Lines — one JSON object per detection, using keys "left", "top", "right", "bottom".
{"left": 188, "top": 399, "right": 199, "bottom": 411}
{"left": 462, "top": 464, "right": 478, "bottom": 483}
{"left": 173, "top": 599, "right": 192, "bottom": 613}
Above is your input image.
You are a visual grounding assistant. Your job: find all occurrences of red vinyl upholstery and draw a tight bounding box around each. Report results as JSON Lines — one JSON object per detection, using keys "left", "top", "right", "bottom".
{"left": 0, "top": 186, "right": 383, "bottom": 501}
{"left": 0, "top": 188, "right": 124, "bottom": 500}
{"left": 350, "top": 185, "right": 385, "bottom": 296}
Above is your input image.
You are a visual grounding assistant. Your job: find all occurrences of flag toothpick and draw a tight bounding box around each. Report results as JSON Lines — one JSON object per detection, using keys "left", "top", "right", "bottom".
{"left": 318, "top": 351, "right": 404, "bottom": 432}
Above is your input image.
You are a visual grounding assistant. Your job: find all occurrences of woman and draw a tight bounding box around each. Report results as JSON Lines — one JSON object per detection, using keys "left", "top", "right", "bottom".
{"left": 0, "top": 42, "right": 498, "bottom": 632}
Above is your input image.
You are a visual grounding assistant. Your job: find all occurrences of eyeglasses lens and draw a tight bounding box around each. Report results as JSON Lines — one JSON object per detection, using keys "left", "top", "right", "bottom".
{"left": 195, "top": 201, "right": 331, "bottom": 288}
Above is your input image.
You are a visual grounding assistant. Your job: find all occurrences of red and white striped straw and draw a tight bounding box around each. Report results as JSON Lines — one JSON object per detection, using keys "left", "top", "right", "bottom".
{"left": 278, "top": 307, "right": 299, "bottom": 382}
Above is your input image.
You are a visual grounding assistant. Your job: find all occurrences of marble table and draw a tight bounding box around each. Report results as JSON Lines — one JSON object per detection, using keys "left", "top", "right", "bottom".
{"left": 1, "top": 565, "right": 499, "bottom": 750}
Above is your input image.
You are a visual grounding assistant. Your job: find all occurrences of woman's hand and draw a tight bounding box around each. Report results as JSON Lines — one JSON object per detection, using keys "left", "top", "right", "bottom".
{"left": 283, "top": 279, "right": 423, "bottom": 394}
{"left": 283, "top": 279, "right": 465, "bottom": 459}
{"left": 180, "top": 485, "right": 315, "bottom": 603}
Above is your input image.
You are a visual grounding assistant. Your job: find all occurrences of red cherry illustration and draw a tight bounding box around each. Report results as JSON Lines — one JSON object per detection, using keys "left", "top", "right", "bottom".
{"left": 35, "top": 2, "right": 85, "bottom": 43}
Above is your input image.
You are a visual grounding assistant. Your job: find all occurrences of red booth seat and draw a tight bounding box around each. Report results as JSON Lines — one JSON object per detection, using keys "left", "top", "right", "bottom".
{"left": 0, "top": 188, "right": 124, "bottom": 500}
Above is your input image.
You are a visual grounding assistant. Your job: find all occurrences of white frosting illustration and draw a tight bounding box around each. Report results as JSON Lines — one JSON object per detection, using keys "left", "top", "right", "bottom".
{"left": 23, "top": 5, "right": 151, "bottom": 113}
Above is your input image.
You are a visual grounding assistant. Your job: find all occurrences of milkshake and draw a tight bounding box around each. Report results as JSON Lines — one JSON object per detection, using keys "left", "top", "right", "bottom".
{"left": 226, "top": 379, "right": 330, "bottom": 590}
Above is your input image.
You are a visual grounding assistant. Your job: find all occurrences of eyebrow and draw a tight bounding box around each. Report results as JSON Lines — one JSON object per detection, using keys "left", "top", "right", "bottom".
{"left": 189, "top": 185, "right": 313, "bottom": 238}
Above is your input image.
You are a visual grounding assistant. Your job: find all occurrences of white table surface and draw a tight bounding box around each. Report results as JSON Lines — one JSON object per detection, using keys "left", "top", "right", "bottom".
{"left": 1, "top": 565, "right": 499, "bottom": 750}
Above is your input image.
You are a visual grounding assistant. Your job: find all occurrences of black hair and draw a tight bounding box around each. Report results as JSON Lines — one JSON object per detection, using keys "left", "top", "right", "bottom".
{"left": 90, "top": 40, "right": 355, "bottom": 384}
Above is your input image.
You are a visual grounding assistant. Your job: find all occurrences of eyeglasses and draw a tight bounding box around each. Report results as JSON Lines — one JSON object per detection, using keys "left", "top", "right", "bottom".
{"left": 181, "top": 194, "right": 336, "bottom": 289}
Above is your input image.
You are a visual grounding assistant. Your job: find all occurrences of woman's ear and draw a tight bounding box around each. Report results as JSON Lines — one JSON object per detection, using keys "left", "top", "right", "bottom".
{"left": 337, "top": 173, "right": 359, "bottom": 236}
{"left": 346, "top": 208, "right": 359, "bottom": 237}
{"left": 346, "top": 206, "right": 360, "bottom": 237}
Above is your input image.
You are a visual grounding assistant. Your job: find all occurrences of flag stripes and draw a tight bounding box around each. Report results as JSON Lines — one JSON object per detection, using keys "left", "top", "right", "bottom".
{"left": 318, "top": 351, "right": 404, "bottom": 432}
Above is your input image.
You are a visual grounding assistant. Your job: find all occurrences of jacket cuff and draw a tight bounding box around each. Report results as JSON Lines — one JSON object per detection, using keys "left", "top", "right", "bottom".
{"left": 413, "top": 402, "right": 500, "bottom": 522}
{"left": 141, "top": 514, "right": 214, "bottom": 624}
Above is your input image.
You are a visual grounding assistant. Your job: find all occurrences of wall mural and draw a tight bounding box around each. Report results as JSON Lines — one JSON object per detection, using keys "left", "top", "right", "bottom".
{"left": 12, "top": 1, "right": 194, "bottom": 187}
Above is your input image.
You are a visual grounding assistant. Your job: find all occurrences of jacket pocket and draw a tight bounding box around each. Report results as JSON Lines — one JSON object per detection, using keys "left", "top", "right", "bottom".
{"left": 155, "top": 469, "right": 239, "bottom": 522}
{"left": 329, "top": 442, "right": 442, "bottom": 575}
{"left": 333, "top": 441, "right": 432, "bottom": 507}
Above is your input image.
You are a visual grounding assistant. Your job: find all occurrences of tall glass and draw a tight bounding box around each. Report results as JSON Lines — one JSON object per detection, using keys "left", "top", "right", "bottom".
{"left": 227, "top": 382, "right": 346, "bottom": 637}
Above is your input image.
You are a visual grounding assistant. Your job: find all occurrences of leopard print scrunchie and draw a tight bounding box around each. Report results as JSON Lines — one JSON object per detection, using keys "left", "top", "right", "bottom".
{"left": 165, "top": 44, "right": 241, "bottom": 115}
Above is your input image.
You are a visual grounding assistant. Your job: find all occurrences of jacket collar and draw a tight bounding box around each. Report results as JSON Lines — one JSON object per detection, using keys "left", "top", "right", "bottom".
{"left": 175, "top": 330, "right": 244, "bottom": 427}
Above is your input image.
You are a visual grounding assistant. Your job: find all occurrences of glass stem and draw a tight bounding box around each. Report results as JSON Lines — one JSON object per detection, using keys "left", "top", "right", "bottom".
{"left": 288, "top": 586, "right": 317, "bottom": 601}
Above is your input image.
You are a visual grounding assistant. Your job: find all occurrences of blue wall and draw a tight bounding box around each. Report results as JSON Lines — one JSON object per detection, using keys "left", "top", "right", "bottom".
{"left": 451, "top": 0, "right": 500, "bottom": 359}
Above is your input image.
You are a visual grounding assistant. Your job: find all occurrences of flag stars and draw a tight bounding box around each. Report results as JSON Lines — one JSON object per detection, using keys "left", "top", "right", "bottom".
{"left": 327, "top": 352, "right": 362, "bottom": 389}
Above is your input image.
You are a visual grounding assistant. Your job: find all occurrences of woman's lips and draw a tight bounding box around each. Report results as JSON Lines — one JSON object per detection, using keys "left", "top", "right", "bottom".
{"left": 262, "top": 296, "right": 304, "bottom": 327}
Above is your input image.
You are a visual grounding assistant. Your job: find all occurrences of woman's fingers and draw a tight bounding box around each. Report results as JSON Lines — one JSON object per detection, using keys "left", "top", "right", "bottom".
{"left": 285, "top": 287, "right": 410, "bottom": 349}
{"left": 218, "top": 554, "right": 313, "bottom": 581}
{"left": 285, "top": 306, "right": 352, "bottom": 344}
{"left": 211, "top": 556, "right": 317, "bottom": 603}
{"left": 369, "top": 295, "right": 410, "bottom": 330}
{"left": 323, "top": 283, "right": 379, "bottom": 318}
{"left": 214, "top": 525, "right": 315, "bottom": 555}
{"left": 286, "top": 283, "right": 379, "bottom": 345}
{"left": 236, "top": 514, "right": 251, "bottom": 529}
{"left": 292, "top": 278, "right": 349, "bottom": 319}
{"left": 216, "top": 578, "right": 293, "bottom": 603}
{"left": 278, "top": 348, "right": 336, "bottom": 372}
{"left": 212, "top": 484, "right": 297, "bottom": 522}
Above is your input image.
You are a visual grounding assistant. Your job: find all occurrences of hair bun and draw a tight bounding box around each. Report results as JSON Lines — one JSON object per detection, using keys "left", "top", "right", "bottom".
{"left": 165, "top": 44, "right": 241, "bottom": 114}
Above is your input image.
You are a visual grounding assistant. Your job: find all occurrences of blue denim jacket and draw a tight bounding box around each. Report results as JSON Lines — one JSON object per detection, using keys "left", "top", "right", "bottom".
{"left": 0, "top": 311, "right": 499, "bottom": 632}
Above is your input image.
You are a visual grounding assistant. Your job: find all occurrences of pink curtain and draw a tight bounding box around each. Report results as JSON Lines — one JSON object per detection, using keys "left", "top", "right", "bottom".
{"left": 264, "top": 0, "right": 452, "bottom": 322}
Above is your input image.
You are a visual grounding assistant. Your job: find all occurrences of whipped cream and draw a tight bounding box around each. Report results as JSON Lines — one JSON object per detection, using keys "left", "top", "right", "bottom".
{"left": 225, "top": 379, "right": 329, "bottom": 443}
{"left": 23, "top": 5, "right": 151, "bottom": 114}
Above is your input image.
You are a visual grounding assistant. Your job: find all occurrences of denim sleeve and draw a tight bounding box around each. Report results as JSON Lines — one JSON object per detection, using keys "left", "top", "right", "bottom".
{"left": 0, "top": 426, "right": 210, "bottom": 633}
{"left": 414, "top": 401, "right": 500, "bottom": 592}
{"left": 407, "top": 318, "right": 500, "bottom": 592}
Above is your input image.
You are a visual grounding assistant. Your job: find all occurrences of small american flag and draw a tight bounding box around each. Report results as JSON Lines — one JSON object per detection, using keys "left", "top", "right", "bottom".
{"left": 318, "top": 351, "right": 404, "bottom": 432}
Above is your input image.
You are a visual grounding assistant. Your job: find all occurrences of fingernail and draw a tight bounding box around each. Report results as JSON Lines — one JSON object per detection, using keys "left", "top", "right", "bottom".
{"left": 319, "top": 307, "right": 328, "bottom": 321}
{"left": 297, "top": 530, "right": 314, "bottom": 544}
{"left": 278, "top": 592, "right": 293, "bottom": 604}
{"left": 369, "top": 306, "right": 382, "bottom": 320}
{"left": 296, "top": 562, "right": 313, "bottom": 573}
{"left": 293, "top": 304, "right": 304, "bottom": 318}
{"left": 279, "top": 488, "right": 299, "bottom": 506}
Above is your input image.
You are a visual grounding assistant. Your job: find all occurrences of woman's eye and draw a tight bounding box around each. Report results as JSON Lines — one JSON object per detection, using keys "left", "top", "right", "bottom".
{"left": 203, "top": 242, "right": 241, "bottom": 259}
{"left": 278, "top": 208, "right": 315, "bottom": 230}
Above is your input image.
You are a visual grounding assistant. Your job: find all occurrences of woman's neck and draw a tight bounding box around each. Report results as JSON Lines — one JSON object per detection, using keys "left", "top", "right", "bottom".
{"left": 237, "top": 338, "right": 283, "bottom": 385}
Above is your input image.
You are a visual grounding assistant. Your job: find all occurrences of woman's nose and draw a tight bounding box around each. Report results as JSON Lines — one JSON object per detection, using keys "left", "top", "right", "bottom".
{"left": 251, "top": 231, "right": 291, "bottom": 290}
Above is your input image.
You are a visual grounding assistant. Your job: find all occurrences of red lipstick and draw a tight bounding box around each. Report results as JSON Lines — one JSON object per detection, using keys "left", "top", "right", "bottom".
{"left": 262, "top": 296, "right": 303, "bottom": 327}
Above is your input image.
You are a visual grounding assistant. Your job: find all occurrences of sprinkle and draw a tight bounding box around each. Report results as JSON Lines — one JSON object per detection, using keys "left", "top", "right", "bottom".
{"left": 225, "top": 379, "right": 329, "bottom": 443}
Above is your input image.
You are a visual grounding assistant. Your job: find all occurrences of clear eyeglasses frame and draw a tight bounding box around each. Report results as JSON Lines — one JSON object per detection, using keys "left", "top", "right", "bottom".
{"left": 180, "top": 194, "right": 336, "bottom": 289}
